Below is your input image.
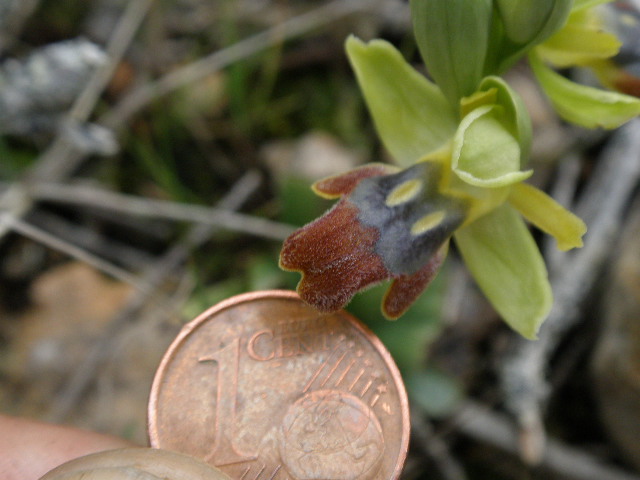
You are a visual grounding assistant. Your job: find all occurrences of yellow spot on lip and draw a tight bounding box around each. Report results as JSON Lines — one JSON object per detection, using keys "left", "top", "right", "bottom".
{"left": 620, "top": 13, "right": 638, "bottom": 28}
{"left": 385, "top": 179, "right": 423, "bottom": 207}
{"left": 411, "top": 211, "right": 445, "bottom": 236}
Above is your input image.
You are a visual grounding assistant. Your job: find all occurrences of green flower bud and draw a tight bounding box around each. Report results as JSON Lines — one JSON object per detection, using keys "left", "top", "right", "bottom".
{"left": 410, "top": 0, "right": 492, "bottom": 105}
{"left": 495, "top": 0, "right": 573, "bottom": 47}
{"left": 490, "top": 0, "right": 573, "bottom": 73}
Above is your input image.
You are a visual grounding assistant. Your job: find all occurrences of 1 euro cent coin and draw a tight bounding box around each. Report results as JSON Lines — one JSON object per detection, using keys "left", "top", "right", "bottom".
{"left": 148, "top": 290, "right": 409, "bottom": 480}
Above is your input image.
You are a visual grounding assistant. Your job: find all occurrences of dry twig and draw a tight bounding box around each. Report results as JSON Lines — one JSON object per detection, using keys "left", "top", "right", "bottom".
{"left": 410, "top": 409, "right": 468, "bottom": 480}
{"left": 101, "top": 0, "right": 377, "bottom": 130}
{"left": 0, "top": 0, "right": 41, "bottom": 52}
{"left": 0, "top": 0, "right": 373, "bottom": 249}
{"left": 30, "top": 181, "right": 295, "bottom": 241}
{"left": 0, "top": 0, "right": 155, "bottom": 241}
{"left": 47, "top": 170, "right": 263, "bottom": 422}
{"left": 456, "top": 401, "right": 640, "bottom": 480}
{"left": 1, "top": 213, "right": 151, "bottom": 292}
{"left": 31, "top": 0, "right": 156, "bottom": 181}
{"left": 28, "top": 210, "right": 155, "bottom": 270}
{"left": 500, "top": 118, "right": 640, "bottom": 463}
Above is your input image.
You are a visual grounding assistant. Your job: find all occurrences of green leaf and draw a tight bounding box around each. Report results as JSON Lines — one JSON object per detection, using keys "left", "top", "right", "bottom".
{"left": 508, "top": 182, "right": 587, "bottom": 251}
{"left": 346, "top": 36, "right": 457, "bottom": 166}
{"left": 452, "top": 105, "right": 532, "bottom": 187}
{"left": 530, "top": 52, "right": 640, "bottom": 128}
{"left": 454, "top": 204, "right": 552, "bottom": 339}
{"left": 410, "top": 0, "right": 492, "bottom": 104}
{"left": 478, "top": 76, "right": 533, "bottom": 165}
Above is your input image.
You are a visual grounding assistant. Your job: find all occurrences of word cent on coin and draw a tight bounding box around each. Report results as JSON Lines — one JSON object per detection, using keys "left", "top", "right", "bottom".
{"left": 148, "top": 291, "right": 409, "bottom": 480}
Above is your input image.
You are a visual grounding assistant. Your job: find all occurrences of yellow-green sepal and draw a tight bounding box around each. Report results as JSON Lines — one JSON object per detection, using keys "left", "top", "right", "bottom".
{"left": 454, "top": 204, "right": 552, "bottom": 339}
{"left": 536, "top": 6, "right": 621, "bottom": 67}
{"left": 508, "top": 182, "right": 587, "bottom": 251}
{"left": 345, "top": 36, "right": 457, "bottom": 167}
{"left": 530, "top": 52, "right": 640, "bottom": 128}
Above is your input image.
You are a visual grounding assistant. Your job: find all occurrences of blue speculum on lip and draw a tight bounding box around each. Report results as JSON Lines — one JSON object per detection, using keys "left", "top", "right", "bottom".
{"left": 350, "top": 162, "right": 468, "bottom": 276}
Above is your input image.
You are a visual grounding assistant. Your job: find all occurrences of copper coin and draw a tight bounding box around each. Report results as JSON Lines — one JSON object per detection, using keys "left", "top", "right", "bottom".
{"left": 148, "top": 290, "right": 409, "bottom": 480}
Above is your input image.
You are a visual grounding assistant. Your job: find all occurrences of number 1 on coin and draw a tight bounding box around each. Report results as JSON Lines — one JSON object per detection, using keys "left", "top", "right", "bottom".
{"left": 200, "top": 338, "right": 257, "bottom": 466}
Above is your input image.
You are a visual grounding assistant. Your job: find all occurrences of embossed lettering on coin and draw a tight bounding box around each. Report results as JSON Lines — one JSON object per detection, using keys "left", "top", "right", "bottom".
{"left": 148, "top": 291, "right": 409, "bottom": 480}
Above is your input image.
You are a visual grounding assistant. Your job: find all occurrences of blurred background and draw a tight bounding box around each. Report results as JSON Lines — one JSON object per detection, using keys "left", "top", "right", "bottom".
{"left": 1, "top": 1, "right": 640, "bottom": 479}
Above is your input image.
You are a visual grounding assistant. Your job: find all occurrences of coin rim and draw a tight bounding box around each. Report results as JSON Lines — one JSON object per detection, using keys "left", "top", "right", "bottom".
{"left": 147, "top": 290, "right": 410, "bottom": 480}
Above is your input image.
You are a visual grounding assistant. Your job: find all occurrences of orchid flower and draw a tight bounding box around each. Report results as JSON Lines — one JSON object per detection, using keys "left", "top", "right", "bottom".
{"left": 280, "top": 0, "right": 639, "bottom": 339}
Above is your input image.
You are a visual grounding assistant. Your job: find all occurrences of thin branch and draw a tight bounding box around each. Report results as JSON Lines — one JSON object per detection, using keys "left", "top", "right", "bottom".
{"left": 30, "top": 181, "right": 295, "bottom": 241}
{"left": 28, "top": 210, "right": 155, "bottom": 271}
{"left": 0, "top": 0, "right": 370, "bottom": 246}
{"left": 46, "top": 170, "right": 264, "bottom": 422}
{"left": 0, "top": 0, "right": 41, "bottom": 52}
{"left": 70, "top": 0, "right": 156, "bottom": 123}
{"left": 410, "top": 409, "right": 468, "bottom": 480}
{"left": 0, "top": 0, "right": 155, "bottom": 242}
{"left": 543, "top": 153, "right": 583, "bottom": 275}
{"left": 101, "top": 0, "right": 376, "bottom": 130}
{"left": 31, "top": 0, "right": 156, "bottom": 182}
{"left": 500, "top": 119, "right": 640, "bottom": 463}
{"left": 2, "top": 214, "right": 150, "bottom": 292}
{"left": 456, "top": 401, "right": 640, "bottom": 480}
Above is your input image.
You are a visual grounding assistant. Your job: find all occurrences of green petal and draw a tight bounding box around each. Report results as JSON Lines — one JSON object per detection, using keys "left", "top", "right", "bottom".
{"left": 454, "top": 204, "right": 552, "bottom": 339}
{"left": 508, "top": 183, "right": 587, "bottom": 251}
{"left": 345, "top": 36, "right": 457, "bottom": 167}
{"left": 478, "top": 76, "right": 533, "bottom": 165}
{"left": 537, "top": 8, "right": 620, "bottom": 67}
{"left": 410, "top": 0, "right": 492, "bottom": 104}
{"left": 530, "top": 52, "right": 640, "bottom": 128}
{"left": 452, "top": 105, "right": 532, "bottom": 187}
